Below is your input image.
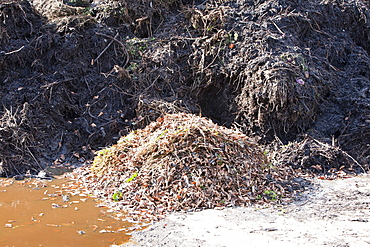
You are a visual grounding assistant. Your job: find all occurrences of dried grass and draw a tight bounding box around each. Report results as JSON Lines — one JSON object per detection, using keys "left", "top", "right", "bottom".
{"left": 0, "top": 103, "right": 40, "bottom": 176}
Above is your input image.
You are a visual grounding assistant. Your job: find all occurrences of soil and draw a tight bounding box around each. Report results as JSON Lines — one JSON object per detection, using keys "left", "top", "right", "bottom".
{"left": 0, "top": 0, "right": 369, "bottom": 244}
{"left": 0, "top": 0, "right": 369, "bottom": 177}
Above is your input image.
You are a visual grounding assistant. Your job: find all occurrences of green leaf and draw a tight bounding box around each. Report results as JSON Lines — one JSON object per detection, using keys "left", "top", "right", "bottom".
{"left": 112, "top": 190, "right": 123, "bottom": 201}
{"left": 263, "top": 190, "right": 278, "bottom": 201}
{"left": 126, "top": 172, "right": 138, "bottom": 183}
{"left": 155, "top": 129, "right": 169, "bottom": 141}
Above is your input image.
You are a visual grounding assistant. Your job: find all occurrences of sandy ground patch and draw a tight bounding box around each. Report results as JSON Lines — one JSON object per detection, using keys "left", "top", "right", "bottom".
{"left": 122, "top": 175, "right": 370, "bottom": 247}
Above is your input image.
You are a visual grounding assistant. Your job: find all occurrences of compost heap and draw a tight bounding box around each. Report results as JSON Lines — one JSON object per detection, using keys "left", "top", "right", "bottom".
{"left": 0, "top": 0, "right": 369, "bottom": 178}
{"left": 0, "top": 0, "right": 369, "bottom": 222}
{"left": 76, "top": 113, "right": 297, "bottom": 221}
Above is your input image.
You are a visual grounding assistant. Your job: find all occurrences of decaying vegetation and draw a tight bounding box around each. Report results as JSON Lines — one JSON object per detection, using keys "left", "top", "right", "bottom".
{"left": 76, "top": 113, "right": 299, "bottom": 221}
{"left": 0, "top": 0, "right": 369, "bottom": 218}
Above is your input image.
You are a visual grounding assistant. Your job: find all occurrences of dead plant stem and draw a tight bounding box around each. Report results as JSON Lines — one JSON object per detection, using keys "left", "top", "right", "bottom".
{"left": 5, "top": 45, "right": 25, "bottom": 55}
{"left": 92, "top": 33, "right": 118, "bottom": 65}
{"left": 309, "top": 136, "right": 366, "bottom": 173}
{"left": 95, "top": 32, "right": 129, "bottom": 68}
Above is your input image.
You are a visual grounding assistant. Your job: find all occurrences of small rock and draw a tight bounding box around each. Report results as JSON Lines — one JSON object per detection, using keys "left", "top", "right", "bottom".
{"left": 13, "top": 175, "right": 24, "bottom": 181}
{"left": 99, "top": 229, "right": 115, "bottom": 233}
{"left": 62, "top": 195, "right": 70, "bottom": 202}
{"left": 37, "top": 170, "right": 53, "bottom": 179}
{"left": 51, "top": 203, "right": 61, "bottom": 208}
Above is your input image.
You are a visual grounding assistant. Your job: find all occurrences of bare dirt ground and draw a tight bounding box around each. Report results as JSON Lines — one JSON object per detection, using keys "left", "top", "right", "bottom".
{"left": 122, "top": 175, "right": 370, "bottom": 247}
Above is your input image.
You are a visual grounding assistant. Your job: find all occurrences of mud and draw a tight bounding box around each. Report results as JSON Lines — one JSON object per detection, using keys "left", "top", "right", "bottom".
{"left": 0, "top": 176, "right": 133, "bottom": 246}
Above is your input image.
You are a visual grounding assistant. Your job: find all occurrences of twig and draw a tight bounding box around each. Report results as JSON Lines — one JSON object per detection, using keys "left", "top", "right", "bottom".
{"left": 40, "top": 78, "right": 74, "bottom": 89}
{"left": 95, "top": 32, "right": 130, "bottom": 68}
{"left": 109, "top": 82, "right": 136, "bottom": 97}
{"left": 203, "top": 37, "right": 223, "bottom": 71}
{"left": 5, "top": 45, "right": 24, "bottom": 55}
{"left": 144, "top": 75, "right": 161, "bottom": 92}
{"left": 271, "top": 21, "right": 285, "bottom": 37}
{"left": 341, "top": 150, "right": 366, "bottom": 173}
{"left": 91, "top": 33, "right": 118, "bottom": 65}
{"left": 309, "top": 136, "right": 366, "bottom": 173}
{"left": 26, "top": 146, "right": 42, "bottom": 169}
{"left": 18, "top": 3, "right": 34, "bottom": 34}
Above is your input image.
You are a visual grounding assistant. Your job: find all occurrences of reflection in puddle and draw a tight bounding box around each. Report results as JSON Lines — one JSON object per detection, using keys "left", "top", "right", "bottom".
{"left": 0, "top": 175, "right": 134, "bottom": 246}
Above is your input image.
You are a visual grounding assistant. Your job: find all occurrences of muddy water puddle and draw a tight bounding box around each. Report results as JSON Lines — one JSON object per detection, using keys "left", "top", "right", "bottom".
{"left": 0, "top": 175, "right": 135, "bottom": 246}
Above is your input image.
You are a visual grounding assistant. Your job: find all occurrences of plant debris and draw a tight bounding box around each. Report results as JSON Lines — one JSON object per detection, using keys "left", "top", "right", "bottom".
{"left": 76, "top": 113, "right": 299, "bottom": 222}
{"left": 269, "top": 136, "right": 366, "bottom": 177}
{"left": 0, "top": 0, "right": 369, "bottom": 179}
{"left": 0, "top": 0, "right": 368, "bottom": 229}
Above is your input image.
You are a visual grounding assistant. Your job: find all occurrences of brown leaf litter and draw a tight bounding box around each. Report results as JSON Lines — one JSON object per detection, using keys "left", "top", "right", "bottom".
{"left": 75, "top": 113, "right": 301, "bottom": 222}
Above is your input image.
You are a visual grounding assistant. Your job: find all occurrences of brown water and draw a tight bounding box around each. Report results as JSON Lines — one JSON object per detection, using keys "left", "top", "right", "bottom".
{"left": 0, "top": 176, "right": 133, "bottom": 246}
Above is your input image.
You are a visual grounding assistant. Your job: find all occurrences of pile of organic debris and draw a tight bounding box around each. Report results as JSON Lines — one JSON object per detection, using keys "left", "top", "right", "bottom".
{"left": 75, "top": 113, "right": 298, "bottom": 222}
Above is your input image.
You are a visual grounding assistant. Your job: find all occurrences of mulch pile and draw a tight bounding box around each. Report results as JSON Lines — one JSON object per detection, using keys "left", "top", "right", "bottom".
{"left": 75, "top": 113, "right": 298, "bottom": 222}
{"left": 0, "top": 0, "right": 368, "bottom": 224}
